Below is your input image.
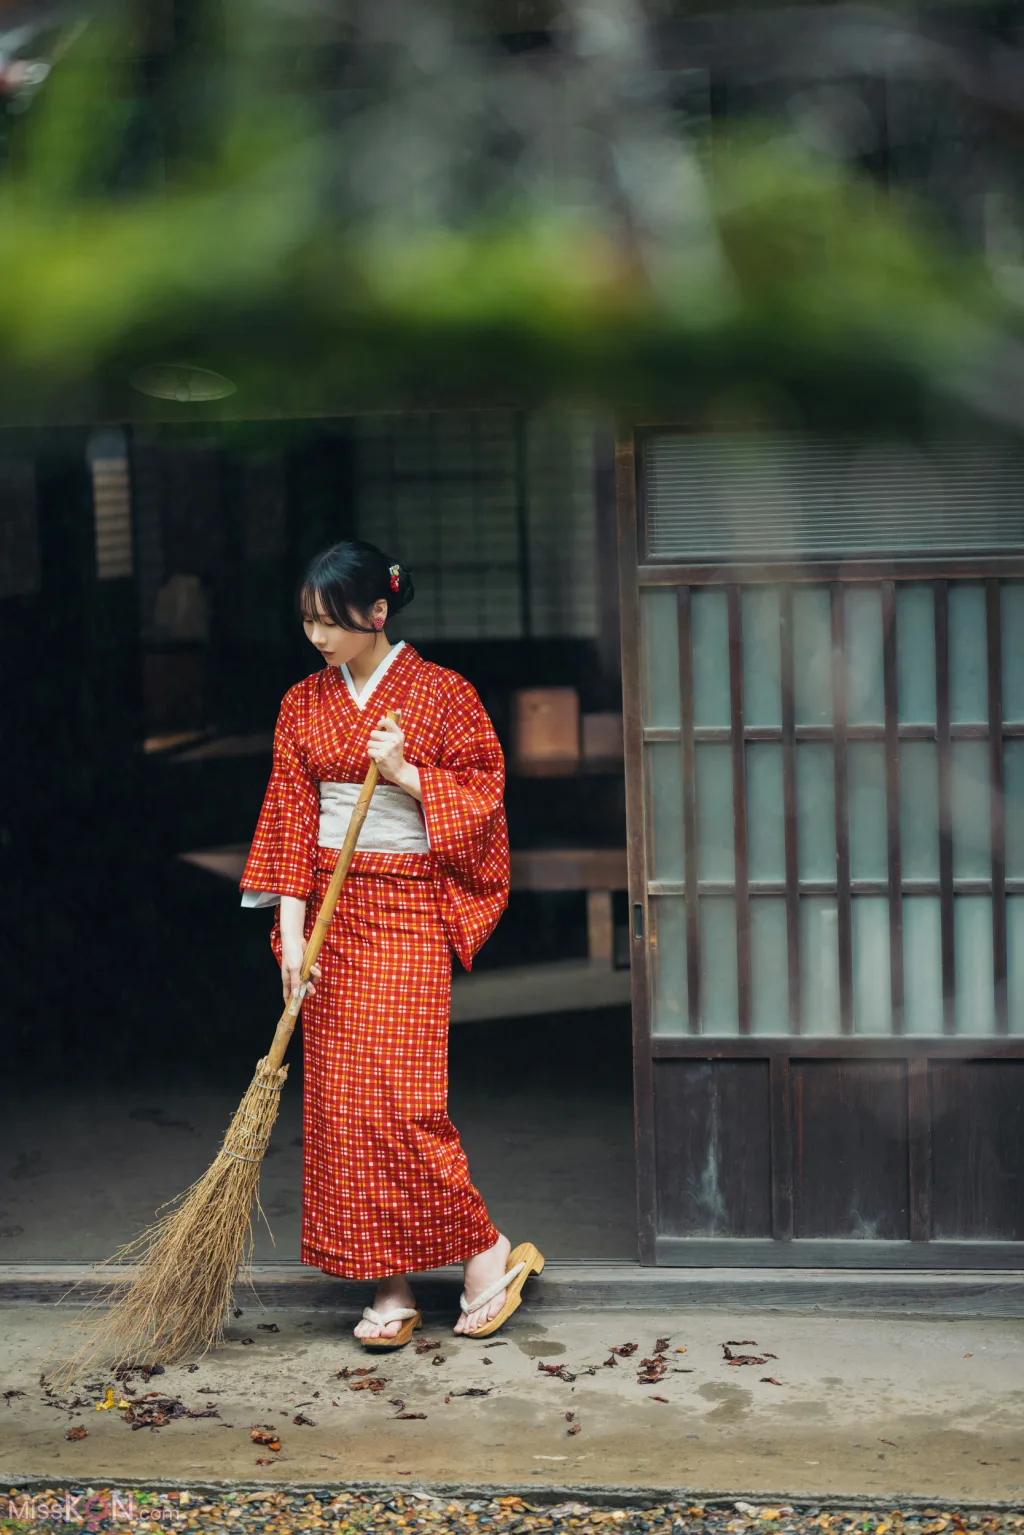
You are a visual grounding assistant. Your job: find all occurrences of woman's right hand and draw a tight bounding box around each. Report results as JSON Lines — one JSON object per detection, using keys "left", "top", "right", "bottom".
{"left": 280, "top": 939, "right": 321, "bottom": 1005}
{"left": 278, "top": 895, "right": 320, "bottom": 1005}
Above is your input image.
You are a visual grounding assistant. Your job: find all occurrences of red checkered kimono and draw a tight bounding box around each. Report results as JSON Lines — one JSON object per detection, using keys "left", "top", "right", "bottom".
{"left": 240, "top": 642, "right": 508, "bottom": 1279}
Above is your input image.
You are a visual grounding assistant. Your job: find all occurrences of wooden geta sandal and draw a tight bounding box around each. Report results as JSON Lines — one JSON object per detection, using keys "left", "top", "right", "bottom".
{"left": 358, "top": 1305, "right": 422, "bottom": 1350}
{"left": 459, "top": 1242, "right": 545, "bottom": 1339}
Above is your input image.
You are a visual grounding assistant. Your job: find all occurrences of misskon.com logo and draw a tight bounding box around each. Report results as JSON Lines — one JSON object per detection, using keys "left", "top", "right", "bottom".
{"left": 5, "top": 1489, "right": 191, "bottom": 1525}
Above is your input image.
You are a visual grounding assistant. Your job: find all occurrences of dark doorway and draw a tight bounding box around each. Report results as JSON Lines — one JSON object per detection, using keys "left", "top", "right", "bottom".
{"left": 0, "top": 411, "right": 638, "bottom": 1268}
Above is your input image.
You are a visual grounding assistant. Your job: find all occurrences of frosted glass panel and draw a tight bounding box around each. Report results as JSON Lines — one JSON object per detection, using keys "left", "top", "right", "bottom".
{"left": 793, "top": 587, "right": 833, "bottom": 726}
{"left": 903, "top": 896, "right": 943, "bottom": 1034}
{"left": 1002, "top": 582, "right": 1024, "bottom": 725}
{"left": 801, "top": 897, "right": 841, "bottom": 1034}
{"left": 695, "top": 744, "right": 734, "bottom": 883}
{"left": 1008, "top": 897, "right": 1024, "bottom": 1035}
{"left": 699, "top": 897, "right": 738, "bottom": 1034}
{"left": 954, "top": 896, "right": 995, "bottom": 1034}
{"left": 845, "top": 586, "right": 884, "bottom": 726}
{"left": 949, "top": 584, "right": 987, "bottom": 725}
{"left": 796, "top": 744, "right": 836, "bottom": 882}
{"left": 852, "top": 897, "right": 891, "bottom": 1034}
{"left": 691, "top": 588, "right": 730, "bottom": 728}
{"left": 742, "top": 587, "right": 781, "bottom": 728}
{"left": 951, "top": 741, "right": 991, "bottom": 880}
{"left": 650, "top": 896, "right": 687, "bottom": 1034}
{"left": 1005, "top": 741, "right": 1024, "bottom": 878}
{"left": 900, "top": 741, "right": 939, "bottom": 880}
{"left": 646, "top": 743, "right": 684, "bottom": 882}
{"left": 896, "top": 584, "right": 936, "bottom": 725}
{"left": 641, "top": 588, "right": 680, "bottom": 729}
{"left": 849, "top": 743, "right": 888, "bottom": 882}
{"left": 750, "top": 898, "right": 790, "bottom": 1033}
{"left": 747, "top": 744, "right": 785, "bottom": 881}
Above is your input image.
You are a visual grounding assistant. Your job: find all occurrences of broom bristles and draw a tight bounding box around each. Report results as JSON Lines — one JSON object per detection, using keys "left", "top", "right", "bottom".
{"left": 46, "top": 1055, "right": 289, "bottom": 1390}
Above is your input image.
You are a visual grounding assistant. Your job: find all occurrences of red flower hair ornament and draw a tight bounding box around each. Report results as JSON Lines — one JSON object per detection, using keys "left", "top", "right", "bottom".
{"left": 389, "top": 563, "right": 401, "bottom": 593}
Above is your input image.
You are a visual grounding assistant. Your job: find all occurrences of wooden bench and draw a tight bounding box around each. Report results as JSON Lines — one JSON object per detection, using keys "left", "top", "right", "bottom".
{"left": 181, "top": 843, "right": 630, "bottom": 966}
{"left": 510, "top": 848, "right": 628, "bottom": 965}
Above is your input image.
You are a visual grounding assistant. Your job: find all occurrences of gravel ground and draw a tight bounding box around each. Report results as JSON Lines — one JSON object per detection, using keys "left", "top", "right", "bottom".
{"left": 3, "top": 1488, "right": 1024, "bottom": 1534}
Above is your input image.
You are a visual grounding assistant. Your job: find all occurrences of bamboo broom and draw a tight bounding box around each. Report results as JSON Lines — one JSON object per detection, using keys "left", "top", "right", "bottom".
{"left": 47, "top": 713, "right": 399, "bottom": 1389}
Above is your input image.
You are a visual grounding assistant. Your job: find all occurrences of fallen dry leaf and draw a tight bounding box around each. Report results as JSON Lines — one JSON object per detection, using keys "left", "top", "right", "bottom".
{"left": 567, "top": 1422, "right": 581, "bottom": 1435}
{"left": 335, "top": 1364, "right": 377, "bottom": 1379}
{"left": 250, "top": 1427, "right": 281, "bottom": 1450}
{"left": 537, "top": 1362, "right": 576, "bottom": 1382}
{"left": 608, "top": 1342, "right": 638, "bottom": 1357}
{"left": 349, "top": 1378, "right": 387, "bottom": 1393}
{"left": 651, "top": 1395, "right": 669, "bottom": 1403}
{"left": 449, "top": 1388, "right": 492, "bottom": 1397}
{"left": 293, "top": 1413, "right": 315, "bottom": 1426}
{"left": 726, "top": 1340, "right": 759, "bottom": 1346}
{"left": 638, "top": 1352, "right": 669, "bottom": 1385}
{"left": 431, "top": 1355, "right": 446, "bottom": 1366}
{"left": 760, "top": 1377, "right": 783, "bottom": 1387}
{"left": 879, "top": 1438, "right": 897, "bottom": 1447}
{"left": 723, "top": 1345, "right": 776, "bottom": 1366}
{"left": 566, "top": 1412, "right": 575, "bottom": 1422}
{"left": 257, "top": 1323, "right": 280, "bottom": 1333}
{"left": 255, "top": 1457, "right": 273, "bottom": 1466}
{"left": 395, "top": 1411, "right": 427, "bottom": 1420}
{"left": 65, "top": 1426, "right": 88, "bottom": 1441}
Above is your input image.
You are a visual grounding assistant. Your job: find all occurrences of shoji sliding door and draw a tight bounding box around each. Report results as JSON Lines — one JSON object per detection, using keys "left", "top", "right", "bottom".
{"left": 620, "top": 427, "right": 1024, "bottom": 1265}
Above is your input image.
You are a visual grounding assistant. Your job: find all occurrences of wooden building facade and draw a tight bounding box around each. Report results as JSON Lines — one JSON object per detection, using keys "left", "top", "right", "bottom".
{"left": 618, "top": 423, "right": 1024, "bottom": 1266}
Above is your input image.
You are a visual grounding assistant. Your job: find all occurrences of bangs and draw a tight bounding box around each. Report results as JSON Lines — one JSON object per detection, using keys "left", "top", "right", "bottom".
{"left": 298, "top": 581, "right": 363, "bottom": 631}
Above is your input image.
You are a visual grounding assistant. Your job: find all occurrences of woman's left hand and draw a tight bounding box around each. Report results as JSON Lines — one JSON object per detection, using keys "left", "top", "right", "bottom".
{"left": 367, "top": 713, "right": 407, "bottom": 783}
{"left": 368, "top": 713, "right": 423, "bottom": 800}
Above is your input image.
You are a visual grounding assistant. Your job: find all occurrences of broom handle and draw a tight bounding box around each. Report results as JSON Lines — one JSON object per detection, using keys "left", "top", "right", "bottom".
{"left": 265, "top": 707, "right": 399, "bottom": 1072}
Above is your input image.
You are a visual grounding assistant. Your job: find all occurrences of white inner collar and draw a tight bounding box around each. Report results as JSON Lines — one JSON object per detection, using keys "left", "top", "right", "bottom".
{"left": 339, "top": 640, "right": 406, "bottom": 709}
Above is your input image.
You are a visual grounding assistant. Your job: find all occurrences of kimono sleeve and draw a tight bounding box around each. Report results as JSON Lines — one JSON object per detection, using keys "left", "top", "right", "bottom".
{"left": 239, "top": 687, "right": 319, "bottom": 903}
{"left": 418, "top": 676, "right": 510, "bottom": 971}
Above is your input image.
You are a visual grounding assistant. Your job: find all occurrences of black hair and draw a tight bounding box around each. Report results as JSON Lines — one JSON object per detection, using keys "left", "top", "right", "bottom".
{"left": 297, "top": 539, "right": 415, "bottom": 633}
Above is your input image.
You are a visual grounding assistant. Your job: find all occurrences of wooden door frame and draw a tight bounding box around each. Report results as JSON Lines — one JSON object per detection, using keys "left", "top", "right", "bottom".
{"left": 617, "top": 419, "right": 1024, "bottom": 1268}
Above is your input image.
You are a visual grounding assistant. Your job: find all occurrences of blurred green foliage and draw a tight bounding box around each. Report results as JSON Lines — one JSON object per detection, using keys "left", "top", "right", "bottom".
{"left": 0, "top": 0, "right": 1019, "bottom": 430}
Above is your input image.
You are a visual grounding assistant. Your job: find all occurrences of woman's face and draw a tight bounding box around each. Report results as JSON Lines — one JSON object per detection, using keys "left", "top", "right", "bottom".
{"left": 302, "top": 596, "right": 387, "bottom": 666}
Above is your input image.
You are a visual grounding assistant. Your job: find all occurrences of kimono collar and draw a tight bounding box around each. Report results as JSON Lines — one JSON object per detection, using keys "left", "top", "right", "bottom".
{"left": 339, "top": 640, "right": 407, "bottom": 710}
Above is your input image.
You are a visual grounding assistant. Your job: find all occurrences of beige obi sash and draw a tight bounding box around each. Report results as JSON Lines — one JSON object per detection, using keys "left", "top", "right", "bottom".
{"left": 317, "top": 780, "right": 429, "bottom": 854}
{"left": 240, "top": 780, "right": 429, "bottom": 908}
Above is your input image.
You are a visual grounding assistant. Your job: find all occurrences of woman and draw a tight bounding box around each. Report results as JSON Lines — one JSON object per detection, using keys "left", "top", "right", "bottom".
{"left": 239, "top": 539, "right": 543, "bottom": 1347}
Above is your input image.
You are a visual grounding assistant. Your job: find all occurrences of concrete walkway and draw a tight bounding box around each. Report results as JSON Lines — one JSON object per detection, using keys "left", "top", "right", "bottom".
{"left": 3, "top": 1303, "right": 1024, "bottom": 1503}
